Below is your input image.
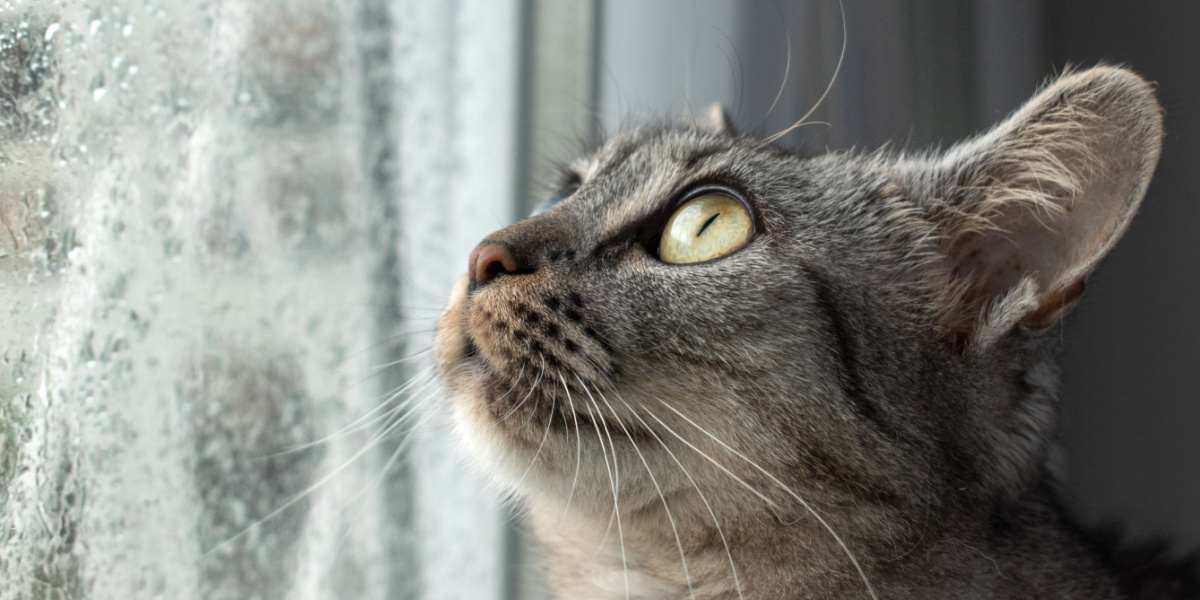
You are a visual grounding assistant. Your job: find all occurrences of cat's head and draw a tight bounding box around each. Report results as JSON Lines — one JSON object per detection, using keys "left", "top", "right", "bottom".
{"left": 433, "top": 67, "right": 1162, "bottom": 536}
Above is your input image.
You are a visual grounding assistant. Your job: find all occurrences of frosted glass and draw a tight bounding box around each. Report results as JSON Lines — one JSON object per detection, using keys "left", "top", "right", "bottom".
{"left": 0, "top": 1, "right": 515, "bottom": 598}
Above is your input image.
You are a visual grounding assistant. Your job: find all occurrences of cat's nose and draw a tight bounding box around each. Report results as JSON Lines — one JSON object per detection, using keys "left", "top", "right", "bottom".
{"left": 469, "top": 242, "right": 522, "bottom": 289}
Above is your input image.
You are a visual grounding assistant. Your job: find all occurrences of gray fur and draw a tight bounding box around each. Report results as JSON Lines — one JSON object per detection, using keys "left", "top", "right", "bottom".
{"left": 433, "top": 66, "right": 1186, "bottom": 599}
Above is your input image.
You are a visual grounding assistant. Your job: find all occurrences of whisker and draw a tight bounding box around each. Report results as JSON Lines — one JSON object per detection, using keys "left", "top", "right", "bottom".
{"left": 555, "top": 374, "right": 584, "bottom": 521}
{"left": 579, "top": 378, "right": 631, "bottom": 600}
{"left": 398, "top": 305, "right": 445, "bottom": 313}
{"left": 642, "top": 405, "right": 783, "bottom": 511}
{"left": 203, "top": 382, "right": 433, "bottom": 557}
{"left": 360, "top": 347, "right": 434, "bottom": 377}
{"left": 523, "top": 356, "right": 550, "bottom": 430}
{"left": 762, "top": 16, "right": 793, "bottom": 121}
{"left": 329, "top": 344, "right": 435, "bottom": 404}
{"left": 758, "top": 0, "right": 847, "bottom": 147}
{"left": 480, "top": 361, "right": 526, "bottom": 421}
{"left": 617, "top": 395, "right": 744, "bottom": 600}
{"left": 578, "top": 380, "right": 617, "bottom": 548}
{"left": 595, "top": 386, "right": 695, "bottom": 600}
{"left": 336, "top": 322, "right": 438, "bottom": 367}
{"left": 329, "top": 406, "right": 441, "bottom": 555}
{"left": 511, "top": 392, "right": 557, "bottom": 492}
{"left": 261, "top": 368, "right": 436, "bottom": 458}
{"left": 502, "top": 356, "right": 544, "bottom": 422}
{"left": 657, "top": 398, "right": 878, "bottom": 600}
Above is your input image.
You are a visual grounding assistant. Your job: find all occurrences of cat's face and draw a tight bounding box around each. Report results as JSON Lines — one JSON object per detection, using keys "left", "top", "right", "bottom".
{"left": 433, "top": 67, "right": 1163, "bottom": 530}
{"left": 434, "top": 126, "right": 958, "bottom": 521}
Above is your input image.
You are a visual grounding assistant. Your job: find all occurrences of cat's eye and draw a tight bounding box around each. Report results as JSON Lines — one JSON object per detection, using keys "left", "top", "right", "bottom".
{"left": 658, "top": 192, "right": 754, "bottom": 264}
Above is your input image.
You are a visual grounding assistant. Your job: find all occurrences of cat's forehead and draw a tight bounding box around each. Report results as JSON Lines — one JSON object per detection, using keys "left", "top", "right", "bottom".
{"left": 562, "top": 127, "right": 759, "bottom": 233}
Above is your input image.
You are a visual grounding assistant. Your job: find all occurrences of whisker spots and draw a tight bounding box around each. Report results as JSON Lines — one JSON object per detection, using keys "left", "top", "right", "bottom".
{"left": 516, "top": 303, "right": 543, "bottom": 325}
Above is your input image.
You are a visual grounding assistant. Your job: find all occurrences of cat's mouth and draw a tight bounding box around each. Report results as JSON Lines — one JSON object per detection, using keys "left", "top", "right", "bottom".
{"left": 435, "top": 275, "right": 650, "bottom": 444}
{"left": 458, "top": 326, "right": 648, "bottom": 440}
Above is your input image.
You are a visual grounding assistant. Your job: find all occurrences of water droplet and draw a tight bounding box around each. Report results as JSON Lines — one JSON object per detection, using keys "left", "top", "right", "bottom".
{"left": 43, "top": 23, "right": 60, "bottom": 43}
{"left": 89, "top": 19, "right": 102, "bottom": 36}
{"left": 122, "top": 23, "right": 133, "bottom": 38}
{"left": 91, "top": 74, "right": 108, "bottom": 101}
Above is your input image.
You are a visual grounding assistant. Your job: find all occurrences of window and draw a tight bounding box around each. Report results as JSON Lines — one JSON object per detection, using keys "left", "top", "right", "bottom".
{"left": 0, "top": 1, "right": 551, "bottom": 597}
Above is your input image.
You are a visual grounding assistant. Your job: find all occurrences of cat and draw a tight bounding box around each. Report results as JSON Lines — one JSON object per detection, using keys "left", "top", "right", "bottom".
{"left": 432, "top": 65, "right": 1197, "bottom": 599}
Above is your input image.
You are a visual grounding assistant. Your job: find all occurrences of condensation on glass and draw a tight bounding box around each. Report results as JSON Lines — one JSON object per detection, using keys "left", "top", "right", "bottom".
{"left": 0, "top": 1, "right": 514, "bottom": 598}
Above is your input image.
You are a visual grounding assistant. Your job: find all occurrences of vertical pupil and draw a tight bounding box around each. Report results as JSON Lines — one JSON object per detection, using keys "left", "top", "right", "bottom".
{"left": 696, "top": 212, "right": 721, "bottom": 237}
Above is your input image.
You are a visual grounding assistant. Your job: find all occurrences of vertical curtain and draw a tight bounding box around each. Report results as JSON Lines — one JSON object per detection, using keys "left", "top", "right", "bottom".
{"left": 0, "top": 1, "right": 518, "bottom": 598}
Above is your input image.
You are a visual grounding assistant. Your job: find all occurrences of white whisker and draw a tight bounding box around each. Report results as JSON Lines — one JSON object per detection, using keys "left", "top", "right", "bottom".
{"left": 556, "top": 374, "right": 584, "bottom": 521}
{"left": 642, "top": 405, "right": 782, "bottom": 510}
{"left": 359, "top": 347, "right": 434, "bottom": 377}
{"left": 618, "top": 396, "right": 744, "bottom": 600}
{"left": 579, "top": 378, "right": 630, "bottom": 600}
{"left": 204, "top": 380, "right": 435, "bottom": 557}
{"left": 763, "top": 20, "right": 793, "bottom": 121}
{"left": 596, "top": 387, "right": 695, "bottom": 600}
{"left": 575, "top": 378, "right": 620, "bottom": 561}
{"left": 329, "top": 406, "right": 441, "bottom": 556}
{"left": 657, "top": 399, "right": 878, "bottom": 600}
{"left": 501, "top": 357, "right": 544, "bottom": 422}
{"left": 512, "top": 389, "right": 557, "bottom": 492}
{"left": 758, "top": 0, "right": 847, "bottom": 147}
{"left": 264, "top": 368, "right": 436, "bottom": 458}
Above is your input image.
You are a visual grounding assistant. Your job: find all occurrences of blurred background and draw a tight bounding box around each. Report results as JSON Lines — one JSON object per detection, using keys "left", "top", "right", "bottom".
{"left": 0, "top": 1, "right": 1195, "bottom": 598}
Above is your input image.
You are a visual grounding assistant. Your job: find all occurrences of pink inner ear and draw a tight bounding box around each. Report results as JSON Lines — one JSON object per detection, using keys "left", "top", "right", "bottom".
{"left": 952, "top": 137, "right": 1147, "bottom": 315}
{"left": 891, "top": 67, "right": 1164, "bottom": 350}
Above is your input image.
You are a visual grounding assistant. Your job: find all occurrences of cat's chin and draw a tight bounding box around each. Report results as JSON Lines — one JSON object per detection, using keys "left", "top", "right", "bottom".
{"left": 432, "top": 276, "right": 552, "bottom": 457}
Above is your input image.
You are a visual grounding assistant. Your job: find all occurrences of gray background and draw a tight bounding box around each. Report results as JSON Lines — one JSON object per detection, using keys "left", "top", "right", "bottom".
{"left": 578, "top": 0, "right": 1200, "bottom": 566}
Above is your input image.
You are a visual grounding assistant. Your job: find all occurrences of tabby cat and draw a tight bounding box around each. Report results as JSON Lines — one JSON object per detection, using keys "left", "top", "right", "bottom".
{"left": 433, "top": 66, "right": 1195, "bottom": 599}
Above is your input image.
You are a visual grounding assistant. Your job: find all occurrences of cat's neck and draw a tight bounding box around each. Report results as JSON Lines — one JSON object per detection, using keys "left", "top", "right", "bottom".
{"left": 523, "top": 484, "right": 1122, "bottom": 600}
{"left": 523, "top": 492, "right": 901, "bottom": 600}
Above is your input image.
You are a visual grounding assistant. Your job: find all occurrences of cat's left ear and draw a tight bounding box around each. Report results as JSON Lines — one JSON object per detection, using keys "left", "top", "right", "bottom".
{"left": 692, "top": 103, "right": 736, "bottom": 136}
{"left": 913, "top": 66, "right": 1164, "bottom": 350}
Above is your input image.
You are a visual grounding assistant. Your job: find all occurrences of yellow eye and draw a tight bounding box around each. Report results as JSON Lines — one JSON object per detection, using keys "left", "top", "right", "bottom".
{"left": 658, "top": 192, "right": 754, "bottom": 264}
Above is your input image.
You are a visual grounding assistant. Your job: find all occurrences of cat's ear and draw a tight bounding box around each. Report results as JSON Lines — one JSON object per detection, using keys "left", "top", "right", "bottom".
{"left": 693, "top": 103, "right": 736, "bottom": 136}
{"left": 917, "top": 66, "right": 1163, "bottom": 350}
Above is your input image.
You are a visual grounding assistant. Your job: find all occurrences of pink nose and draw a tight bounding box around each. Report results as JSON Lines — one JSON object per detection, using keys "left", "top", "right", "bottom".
{"left": 469, "top": 242, "right": 520, "bottom": 288}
